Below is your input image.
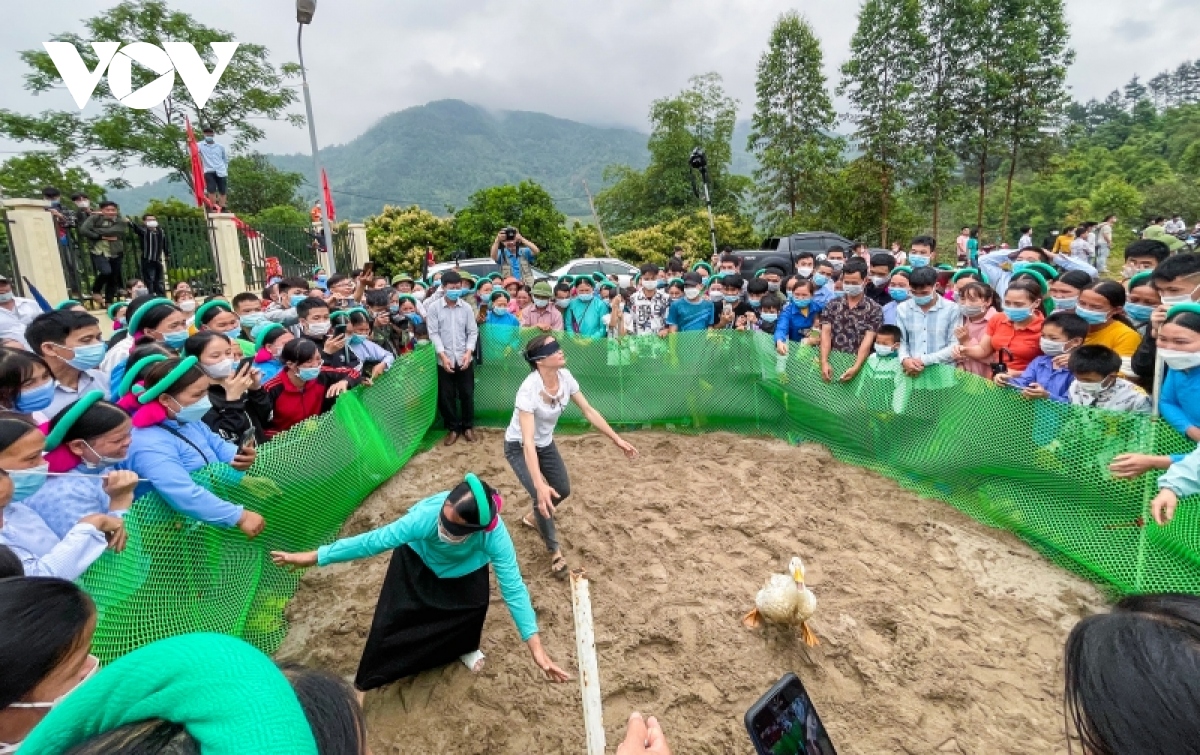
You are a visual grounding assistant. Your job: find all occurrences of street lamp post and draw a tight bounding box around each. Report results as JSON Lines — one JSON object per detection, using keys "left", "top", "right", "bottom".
{"left": 296, "top": 0, "right": 336, "bottom": 274}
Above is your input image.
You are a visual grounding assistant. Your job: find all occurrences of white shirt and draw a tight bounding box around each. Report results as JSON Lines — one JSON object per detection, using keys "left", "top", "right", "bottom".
{"left": 1164, "top": 219, "right": 1185, "bottom": 234}
{"left": 46, "top": 369, "right": 111, "bottom": 417}
{"left": 1017, "top": 234, "right": 1033, "bottom": 250}
{"left": 0, "top": 500, "right": 107, "bottom": 579}
{"left": 504, "top": 368, "right": 580, "bottom": 448}
{"left": 0, "top": 297, "right": 43, "bottom": 347}
{"left": 100, "top": 335, "right": 135, "bottom": 375}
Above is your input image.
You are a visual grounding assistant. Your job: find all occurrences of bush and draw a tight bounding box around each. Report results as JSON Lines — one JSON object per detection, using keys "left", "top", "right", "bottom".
{"left": 364, "top": 205, "right": 454, "bottom": 278}
{"left": 608, "top": 211, "right": 758, "bottom": 267}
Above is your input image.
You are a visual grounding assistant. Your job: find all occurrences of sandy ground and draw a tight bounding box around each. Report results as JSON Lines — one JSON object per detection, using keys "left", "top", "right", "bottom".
{"left": 277, "top": 429, "right": 1107, "bottom": 754}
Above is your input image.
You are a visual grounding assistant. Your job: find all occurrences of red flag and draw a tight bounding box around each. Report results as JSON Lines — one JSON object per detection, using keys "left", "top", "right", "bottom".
{"left": 185, "top": 117, "right": 207, "bottom": 209}
{"left": 321, "top": 168, "right": 336, "bottom": 222}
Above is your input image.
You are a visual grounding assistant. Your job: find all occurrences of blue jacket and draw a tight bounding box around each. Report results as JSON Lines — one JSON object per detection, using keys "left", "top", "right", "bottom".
{"left": 775, "top": 300, "right": 824, "bottom": 343}
{"left": 1161, "top": 366, "right": 1200, "bottom": 440}
{"left": 1006, "top": 355, "right": 1074, "bottom": 403}
{"left": 123, "top": 420, "right": 243, "bottom": 527}
{"left": 317, "top": 492, "right": 538, "bottom": 640}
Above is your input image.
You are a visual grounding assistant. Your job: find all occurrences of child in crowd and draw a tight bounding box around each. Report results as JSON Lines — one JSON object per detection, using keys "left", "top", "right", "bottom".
{"left": 774, "top": 279, "right": 822, "bottom": 355}
{"left": 1067, "top": 345, "right": 1151, "bottom": 413}
{"left": 1000, "top": 311, "right": 1087, "bottom": 403}
{"left": 858, "top": 325, "right": 909, "bottom": 414}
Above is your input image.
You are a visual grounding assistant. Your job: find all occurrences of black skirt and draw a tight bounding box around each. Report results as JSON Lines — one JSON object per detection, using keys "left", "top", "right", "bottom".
{"left": 355, "top": 544, "right": 491, "bottom": 691}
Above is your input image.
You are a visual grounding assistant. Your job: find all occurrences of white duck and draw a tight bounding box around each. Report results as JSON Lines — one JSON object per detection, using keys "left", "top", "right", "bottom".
{"left": 742, "top": 556, "right": 819, "bottom": 646}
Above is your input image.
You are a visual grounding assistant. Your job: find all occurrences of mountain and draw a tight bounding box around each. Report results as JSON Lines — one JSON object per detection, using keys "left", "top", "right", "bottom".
{"left": 109, "top": 100, "right": 761, "bottom": 220}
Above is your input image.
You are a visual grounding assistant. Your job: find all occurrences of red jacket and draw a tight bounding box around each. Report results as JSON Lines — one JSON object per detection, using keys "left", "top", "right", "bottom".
{"left": 262, "top": 366, "right": 361, "bottom": 437}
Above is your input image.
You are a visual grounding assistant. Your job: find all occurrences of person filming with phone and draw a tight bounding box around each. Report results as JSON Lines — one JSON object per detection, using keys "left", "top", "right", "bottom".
{"left": 182, "top": 332, "right": 272, "bottom": 446}
{"left": 490, "top": 227, "right": 540, "bottom": 284}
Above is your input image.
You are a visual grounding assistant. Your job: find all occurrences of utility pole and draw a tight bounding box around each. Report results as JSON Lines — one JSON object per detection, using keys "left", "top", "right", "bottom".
{"left": 582, "top": 180, "right": 610, "bottom": 255}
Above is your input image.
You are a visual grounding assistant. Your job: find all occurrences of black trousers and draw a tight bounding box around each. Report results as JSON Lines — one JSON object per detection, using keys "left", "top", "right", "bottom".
{"left": 141, "top": 259, "right": 166, "bottom": 297}
{"left": 91, "top": 253, "right": 123, "bottom": 303}
{"left": 437, "top": 362, "right": 475, "bottom": 432}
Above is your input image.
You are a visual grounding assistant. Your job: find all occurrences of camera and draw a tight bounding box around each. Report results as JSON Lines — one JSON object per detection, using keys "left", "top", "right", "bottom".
{"left": 389, "top": 313, "right": 411, "bottom": 330}
{"left": 504, "top": 227, "right": 517, "bottom": 241}
{"left": 689, "top": 147, "right": 708, "bottom": 171}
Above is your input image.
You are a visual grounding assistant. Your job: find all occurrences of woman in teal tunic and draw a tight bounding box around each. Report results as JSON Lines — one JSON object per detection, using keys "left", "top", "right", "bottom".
{"left": 564, "top": 277, "right": 610, "bottom": 338}
{"left": 270, "top": 473, "right": 571, "bottom": 693}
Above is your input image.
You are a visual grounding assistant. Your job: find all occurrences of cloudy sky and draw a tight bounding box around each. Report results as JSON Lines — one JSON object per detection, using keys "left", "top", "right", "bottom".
{"left": 1, "top": 0, "right": 1196, "bottom": 184}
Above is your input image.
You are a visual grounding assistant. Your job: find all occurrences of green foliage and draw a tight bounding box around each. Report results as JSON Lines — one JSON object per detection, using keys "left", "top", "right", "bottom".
{"left": 748, "top": 12, "right": 843, "bottom": 232}
{"left": 1089, "top": 178, "right": 1144, "bottom": 222}
{"left": 142, "top": 197, "right": 204, "bottom": 220}
{"left": 364, "top": 205, "right": 454, "bottom": 278}
{"left": 452, "top": 181, "right": 571, "bottom": 269}
{"left": 608, "top": 211, "right": 758, "bottom": 268}
{"left": 227, "top": 154, "right": 304, "bottom": 217}
{"left": 597, "top": 74, "right": 748, "bottom": 234}
{"left": 1141, "top": 181, "right": 1200, "bottom": 225}
{"left": 0, "top": 0, "right": 300, "bottom": 191}
{"left": 243, "top": 205, "right": 310, "bottom": 227}
{"left": 0, "top": 153, "right": 105, "bottom": 201}
{"left": 816, "top": 159, "right": 921, "bottom": 246}
{"left": 568, "top": 222, "right": 606, "bottom": 259}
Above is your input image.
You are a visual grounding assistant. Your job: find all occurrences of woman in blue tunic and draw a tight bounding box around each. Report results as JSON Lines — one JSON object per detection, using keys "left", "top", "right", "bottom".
{"left": 270, "top": 473, "right": 571, "bottom": 694}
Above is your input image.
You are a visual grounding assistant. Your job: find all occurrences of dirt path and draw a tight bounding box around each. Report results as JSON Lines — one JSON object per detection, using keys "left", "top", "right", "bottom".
{"left": 277, "top": 430, "right": 1105, "bottom": 754}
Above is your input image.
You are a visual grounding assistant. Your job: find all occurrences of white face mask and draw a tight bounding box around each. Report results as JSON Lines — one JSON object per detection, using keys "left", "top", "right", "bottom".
{"left": 4, "top": 654, "right": 100, "bottom": 735}
{"left": 1039, "top": 337, "right": 1069, "bottom": 356}
{"left": 1160, "top": 283, "right": 1199, "bottom": 307}
{"left": 178, "top": 299, "right": 197, "bottom": 313}
{"left": 709, "top": 289, "right": 725, "bottom": 301}
{"left": 145, "top": 220, "right": 159, "bottom": 228}
{"left": 306, "top": 321, "right": 331, "bottom": 336}
{"left": 1159, "top": 349, "right": 1200, "bottom": 371}
{"left": 641, "top": 278, "right": 658, "bottom": 291}
{"left": 796, "top": 267, "right": 813, "bottom": 278}
{"left": 1074, "top": 380, "right": 1107, "bottom": 395}
{"left": 412, "top": 290, "right": 426, "bottom": 302}
{"left": 684, "top": 287, "right": 701, "bottom": 301}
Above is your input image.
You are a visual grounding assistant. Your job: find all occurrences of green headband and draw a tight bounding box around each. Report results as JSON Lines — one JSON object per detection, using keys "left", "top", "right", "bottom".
{"left": 487, "top": 272, "right": 503, "bottom": 281}
{"left": 1128, "top": 271, "right": 1154, "bottom": 290}
{"left": 1024, "top": 262, "right": 1059, "bottom": 281}
{"left": 600, "top": 281, "right": 618, "bottom": 291}
{"left": 691, "top": 262, "right": 713, "bottom": 274}
{"left": 254, "top": 323, "right": 286, "bottom": 352}
{"left": 591, "top": 272, "right": 607, "bottom": 283}
{"left": 107, "top": 301, "right": 129, "bottom": 320}
{"left": 951, "top": 268, "right": 989, "bottom": 284}
{"left": 464, "top": 472, "right": 490, "bottom": 525}
{"left": 1011, "top": 269, "right": 1049, "bottom": 293}
{"left": 55, "top": 299, "right": 82, "bottom": 310}
{"left": 118, "top": 354, "right": 168, "bottom": 398}
{"left": 396, "top": 294, "right": 418, "bottom": 307}
{"left": 892, "top": 266, "right": 913, "bottom": 276}
{"left": 669, "top": 277, "right": 685, "bottom": 287}
{"left": 342, "top": 306, "right": 370, "bottom": 319}
{"left": 489, "top": 290, "right": 509, "bottom": 303}
{"left": 45, "top": 390, "right": 107, "bottom": 450}
{"left": 935, "top": 264, "right": 955, "bottom": 272}
{"left": 194, "top": 300, "right": 233, "bottom": 329}
{"left": 1166, "top": 302, "right": 1200, "bottom": 320}
{"left": 127, "top": 297, "right": 174, "bottom": 334}
{"left": 137, "top": 356, "right": 200, "bottom": 404}
{"left": 560, "top": 275, "right": 576, "bottom": 285}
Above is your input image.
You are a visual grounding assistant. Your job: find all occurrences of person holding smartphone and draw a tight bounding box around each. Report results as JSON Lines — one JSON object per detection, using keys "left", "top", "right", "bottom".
{"left": 183, "top": 332, "right": 272, "bottom": 446}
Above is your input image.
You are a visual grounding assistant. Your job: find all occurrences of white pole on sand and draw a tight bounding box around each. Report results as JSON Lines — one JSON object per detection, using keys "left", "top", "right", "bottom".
{"left": 570, "top": 569, "right": 606, "bottom": 755}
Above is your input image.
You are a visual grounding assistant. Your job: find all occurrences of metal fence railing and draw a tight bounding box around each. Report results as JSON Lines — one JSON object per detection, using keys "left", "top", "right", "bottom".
{"left": 238, "top": 223, "right": 320, "bottom": 293}
{"left": 332, "top": 225, "right": 356, "bottom": 277}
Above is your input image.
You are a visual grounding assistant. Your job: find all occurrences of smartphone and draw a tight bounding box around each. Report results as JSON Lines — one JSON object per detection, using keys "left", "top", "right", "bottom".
{"left": 362, "top": 260, "right": 374, "bottom": 276}
{"left": 239, "top": 427, "right": 258, "bottom": 451}
{"left": 745, "top": 673, "right": 837, "bottom": 755}
{"left": 332, "top": 315, "right": 349, "bottom": 337}
{"left": 236, "top": 357, "right": 255, "bottom": 374}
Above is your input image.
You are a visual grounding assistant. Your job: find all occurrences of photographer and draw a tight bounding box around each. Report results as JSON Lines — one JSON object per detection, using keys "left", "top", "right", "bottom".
{"left": 490, "top": 227, "right": 540, "bottom": 283}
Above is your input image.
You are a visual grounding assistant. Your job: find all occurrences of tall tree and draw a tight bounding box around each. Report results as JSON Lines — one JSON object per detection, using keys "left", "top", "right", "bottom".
{"left": 0, "top": 0, "right": 300, "bottom": 191}
{"left": 597, "top": 73, "right": 748, "bottom": 234}
{"left": 453, "top": 180, "right": 571, "bottom": 269}
{"left": 838, "top": 0, "right": 921, "bottom": 245}
{"left": 226, "top": 154, "right": 304, "bottom": 216}
{"left": 746, "top": 11, "right": 842, "bottom": 232}
{"left": 993, "top": 0, "right": 1072, "bottom": 237}
{"left": 1124, "top": 76, "right": 1148, "bottom": 109}
{"left": 0, "top": 153, "right": 104, "bottom": 201}
{"left": 912, "top": 0, "right": 977, "bottom": 239}
{"left": 956, "top": 0, "right": 1013, "bottom": 229}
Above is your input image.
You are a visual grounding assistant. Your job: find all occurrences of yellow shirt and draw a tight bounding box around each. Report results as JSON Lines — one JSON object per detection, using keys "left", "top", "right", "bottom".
{"left": 1052, "top": 234, "right": 1074, "bottom": 255}
{"left": 1085, "top": 320, "right": 1142, "bottom": 357}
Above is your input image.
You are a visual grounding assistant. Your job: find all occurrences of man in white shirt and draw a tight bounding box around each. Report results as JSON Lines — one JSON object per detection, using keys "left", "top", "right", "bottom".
{"left": 0, "top": 276, "right": 44, "bottom": 348}
{"left": 25, "top": 310, "right": 112, "bottom": 417}
{"left": 1017, "top": 226, "right": 1034, "bottom": 250}
{"left": 629, "top": 263, "right": 670, "bottom": 337}
{"left": 1164, "top": 215, "right": 1186, "bottom": 234}
{"left": 1096, "top": 215, "right": 1115, "bottom": 273}
{"left": 425, "top": 271, "right": 479, "bottom": 446}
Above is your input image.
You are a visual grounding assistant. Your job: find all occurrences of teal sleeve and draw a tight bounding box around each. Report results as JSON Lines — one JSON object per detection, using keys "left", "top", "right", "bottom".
{"left": 485, "top": 524, "right": 539, "bottom": 640}
{"left": 1160, "top": 447, "right": 1200, "bottom": 499}
{"left": 317, "top": 506, "right": 427, "bottom": 566}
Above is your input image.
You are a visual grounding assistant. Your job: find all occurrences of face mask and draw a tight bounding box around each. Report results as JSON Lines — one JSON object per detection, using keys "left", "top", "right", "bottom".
{"left": 1074, "top": 305, "right": 1110, "bottom": 325}
{"left": 1052, "top": 296, "right": 1078, "bottom": 311}
{"left": 416, "top": 339, "right": 430, "bottom": 346}
{"left": 829, "top": 260, "right": 845, "bottom": 271}
{"left": 8, "top": 462, "right": 49, "bottom": 501}
{"left": 723, "top": 294, "right": 740, "bottom": 304}
{"left": 1074, "top": 380, "right": 1106, "bottom": 395}
{"left": 870, "top": 276, "right": 888, "bottom": 287}
{"left": 77, "top": 200, "right": 90, "bottom": 209}
{"left": 4, "top": 654, "right": 100, "bottom": 726}
{"left": 874, "top": 344, "right": 897, "bottom": 357}
{"left": 204, "top": 136, "right": 214, "bottom": 143}
{"left": 748, "top": 298, "right": 762, "bottom": 309}
{"left": 709, "top": 289, "right": 725, "bottom": 302}
{"left": 910, "top": 254, "right": 930, "bottom": 268}
{"left": 444, "top": 289, "right": 464, "bottom": 301}
{"left": 203, "top": 359, "right": 235, "bottom": 380}
{"left": 290, "top": 294, "right": 307, "bottom": 308}
{"left": 80, "top": 440, "right": 126, "bottom": 469}
{"left": 1160, "top": 349, "right": 1200, "bottom": 371}
{"left": 132, "top": 287, "right": 149, "bottom": 298}
{"left": 16, "top": 380, "right": 57, "bottom": 413}
{"left": 1124, "top": 302, "right": 1155, "bottom": 322}
{"left": 767, "top": 282, "right": 781, "bottom": 292}
{"left": 796, "top": 267, "right": 813, "bottom": 278}
{"left": 316, "top": 275, "right": 328, "bottom": 285}
{"left": 578, "top": 293, "right": 595, "bottom": 303}
{"left": 298, "top": 366, "right": 322, "bottom": 382}
{"left": 1039, "top": 337, "right": 1069, "bottom": 356}
{"left": 761, "top": 312, "right": 778, "bottom": 323}
{"left": 641, "top": 278, "right": 658, "bottom": 291}
{"left": 1004, "top": 306, "right": 1033, "bottom": 322}
{"left": 843, "top": 284, "right": 864, "bottom": 297}
{"left": 409, "top": 313, "right": 423, "bottom": 326}
{"left": 0, "top": 293, "right": 13, "bottom": 304}
{"left": 178, "top": 300, "right": 197, "bottom": 313}
{"left": 413, "top": 290, "right": 427, "bottom": 301}
{"left": 832, "top": 290, "right": 847, "bottom": 299}
{"left": 534, "top": 297, "right": 550, "bottom": 308}
{"left": 554, "top": 298, "right": 570, "bottom": 309}
{"left": 59, "top": 342, "right": 106, "bottom": 371}
{"left": 349, "top": 334, "right": 366, "bottom": 346}
{"left": 437, "top": 518, "right": 471, "bottom": 545}
{"left": 889, "top": 288, "right": 910, "bottom": 302}
{"left": 813, "top": 273, "right": 830, "bottom": 287}
{"left": 913, "top": 294, "right": 935, "bottom": 306}
{"left": 1012, "top": 261, "right": 1031, "bottom": 274}
{"left": 240, "top": 313, "right": 265, "bottom": 330}
{"left": 170, "top": 395, "right": 212, "bottom": 423}
{"left": 163, "top": 330, "right": 189, "bottom": 349}
{"left": 791, "top": 295, "right": 813, "bottom": 308}
{"left": 222, "top": 325, "right": 243, "bottom": 340}
{"left": 145, "top": 220, "right": 159, "bottom": 229}
{"left": 493, "top": 304, "right": 509, "bottom": 315}
{"left": 306, "top": 321, "right": 331, "bottom": 337}
{"left": 960, "top": 304, "right": 988, "bottom": 318}
{"left": 1160, "top": 284, "right": 1199, "bottom": 307}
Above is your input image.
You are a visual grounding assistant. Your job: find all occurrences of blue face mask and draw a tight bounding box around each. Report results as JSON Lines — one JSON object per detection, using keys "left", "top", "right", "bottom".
{"left": 1052, "top": 297, "right": 1078, "bottom": 311}
{"left": 16, "top": 381, "right": 57, "bottom": 413}
{"left": 349, "top": 334, "right": 366, "bottom": 346}
{"left": 1012, "top": 261, "right": 1031, "bottom": 274}
{"left": 1074, "top": 305, "right": 1110, "bottom": 325}
{"left": 913, "top": 293, "right": 935, "bottom": 306}
{"left": 910, "top": 254, "right": 931, "bottom": 268}
{"left": 172, "top": 395, "right": 212, "bottom": 424}
{"left": 761, "top": 312, "right": 779, "bottom": 323}
{"left": 388, "top": 304, "right": 400, "bottom": 313}
{"left": 444, "top": 289, "right": 464, "bottom": 301}
{"left": 889, "top": 288, "right": 911, "bottom": 302}
{"left": 791, "top": 295, "right": 813, "bottom": 308}
{"left": 555, "top": 299, "right": 570, "bottom": 310}
{"left": 1124, "top": 302, "right": 1155, "bottom": 322}
{"left": 813, "top": 274, "right": 830, "bottom": 288}
{"left": 748, "top": 298, "right": 762, "bottom": 309}
{"left": 298, "top": 366, "right": 322, "bottom": 382}
{"left": 163, "top": 330, "right": 189, "bottom": 349}
{"left": 1004, "top": 306, "right": 1033, "bottom": 323}
{"left": 224, "top": 327, "right": 243, "bottom": 341}
{"left": 316, "top": 275, "right": 328, "bottom": 285}
{"left": 723, "top": 295, "right": 740, "bottom": 304}
{"left": 240, "top": 313, "right": 265, "bottom": 331}
{"left": 61, "top": 342, "right": 106, "bottom": 371}
{"left": 578, "top": 293, "right": 594, "bottom": 303}
{"left": 657, "top": 280, "right": 667, "bottom": 289}
{"left": 290, "top": 294, "right": 307, "bottom": 308}
{"left": 8, "top": 462, "right": 49, "bottom": 501}
{"left": 408, "top": 313, "right": 423, "bottom": 325}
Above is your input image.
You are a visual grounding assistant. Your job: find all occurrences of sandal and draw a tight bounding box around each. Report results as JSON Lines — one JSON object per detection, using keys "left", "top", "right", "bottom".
{"left": 550, "top": 553, "right": 569, "bottom": 580}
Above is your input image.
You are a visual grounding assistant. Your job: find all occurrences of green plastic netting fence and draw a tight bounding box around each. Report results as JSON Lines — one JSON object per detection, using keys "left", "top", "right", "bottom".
{"left": 79, "top": 328, "right": 1200, "bottom": 661}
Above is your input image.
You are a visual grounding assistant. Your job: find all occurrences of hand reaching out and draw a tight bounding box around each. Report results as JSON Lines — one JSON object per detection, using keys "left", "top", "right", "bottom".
{"left": 270, "top": 550, "right": 318, "bottom": 570}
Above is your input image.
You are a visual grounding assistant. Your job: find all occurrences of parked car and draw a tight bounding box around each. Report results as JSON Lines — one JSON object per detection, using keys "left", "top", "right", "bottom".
{"left": 426, "top": 258, "right": 552, "bottom": 283}
{"left": 550, "top": 258, "right": 640, "bottom": 287}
